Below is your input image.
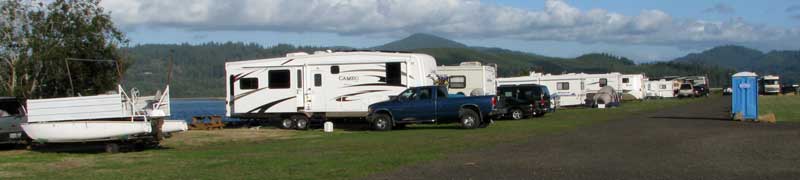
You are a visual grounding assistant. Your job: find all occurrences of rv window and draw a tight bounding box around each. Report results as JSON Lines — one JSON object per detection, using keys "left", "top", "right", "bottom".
{"left": 386, "top": 62, "right": 402, "bottom": 86}
{"left": 660, "top": 85, "right": 667, "bottom": 89}
{"left": 331, "top": 66, "right": 340, "bottom": 74}
{"left": 268, "top": 70, "right": 291, "bottom": 89}
{"left": 449, "top": 76, "right": 466, "bottom": 89}
{"left": 622, "top": 78, "right": 630, "bottom": 83}
{"left": 296, "top": 70, "right": 302, "bottom": 88}
{"left": 314, "top": 74, "right": 322, "bottom": 87}
{"left": 240, "top": 78, "right": 258, "bottom": 90}
{"left": 599, "top": 78, "right": 608, "bottom": 87}
{"left": 557, "top": 82, "right": 570, "bottom": 90}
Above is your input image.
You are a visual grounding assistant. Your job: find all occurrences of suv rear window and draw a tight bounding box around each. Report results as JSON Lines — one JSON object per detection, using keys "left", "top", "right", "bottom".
{"left": 680, "top": 84, "right": 692, "bottom": 89}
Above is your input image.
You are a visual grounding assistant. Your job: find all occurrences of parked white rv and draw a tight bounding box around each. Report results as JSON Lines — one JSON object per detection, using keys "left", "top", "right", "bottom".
{"left": 498, "top": 72, "right": 587, "bottom": 107}
{"left": 762, "top": 75, "right": 780, "bottom": 94}
{"left": 225, "top": 51, "right": 438, "bottom": 129}
{"left": 645, "top": 79, "right": 675, "bottom": 98}
{"left": 436, "top": 61, "right": 497, "bottom": 96}
{"left": 499, "top": 71, "right": 647, "bottom": 107}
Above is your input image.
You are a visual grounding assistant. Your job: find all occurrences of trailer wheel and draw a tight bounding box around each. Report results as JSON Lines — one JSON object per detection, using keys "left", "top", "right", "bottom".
{"left": 371, "top": 114, "right": 392, "bottom": 131}
{"left": 280, "top": 118, "right": 295, "bottom": 129}
{"left": 293, "top": 115, "right": 310, "bottom": 130}
{"left": 105, "top": 143, "right": 120, "bottom": 153}
{"left": 510, "top": 109, "right": 524, "bottom": 120}
{"left": 459, "top": 109, "right": 480, "bottom": 129}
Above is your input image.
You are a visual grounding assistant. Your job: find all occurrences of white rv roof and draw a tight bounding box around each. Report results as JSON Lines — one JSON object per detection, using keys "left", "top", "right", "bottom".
{"left": 762, "top": 75, "right": 780, "bottom": 79}
{"left": 225, "top": 51, "right": 433, "bottom": 68}
{"left": 732, "top": 72, "right": 758, "bottom": 77}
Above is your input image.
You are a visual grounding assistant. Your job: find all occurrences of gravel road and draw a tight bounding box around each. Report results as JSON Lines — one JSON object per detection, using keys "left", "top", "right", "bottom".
{"left": 367, "top": 96, "right": 800, "bottom": 180}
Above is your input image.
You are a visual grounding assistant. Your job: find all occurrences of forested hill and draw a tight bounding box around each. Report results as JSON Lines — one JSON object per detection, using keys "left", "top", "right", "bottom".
{"left": 123, "top": 34, "right": 733, "bottom": 98}
{"left": 673, "top": 45, "right": 800, "bottom": 83}
{"left": 122, "top": 43, "right": 352, "bottom": 97}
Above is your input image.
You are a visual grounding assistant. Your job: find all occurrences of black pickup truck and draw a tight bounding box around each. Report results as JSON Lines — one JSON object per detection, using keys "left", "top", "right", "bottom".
{"left": 367, "top": 86, "right": 496, "bottom": 131}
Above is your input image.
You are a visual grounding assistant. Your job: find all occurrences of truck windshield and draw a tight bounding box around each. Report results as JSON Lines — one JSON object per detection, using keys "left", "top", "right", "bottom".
{"left": 764, "top": 80, "right": 779, "bottom": 85}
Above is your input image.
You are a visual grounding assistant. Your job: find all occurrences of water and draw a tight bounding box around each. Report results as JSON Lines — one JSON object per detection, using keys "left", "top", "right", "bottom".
{"left": 169, "top": 99, "right": 239, "bottom": 122}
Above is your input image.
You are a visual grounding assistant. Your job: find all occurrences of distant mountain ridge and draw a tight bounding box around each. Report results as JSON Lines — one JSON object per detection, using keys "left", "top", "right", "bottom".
{"left": 372, "top": 33, "right": 467, "bottom": 51}
{"left": 673, "top": 45, "right": 800, "bottom": 83}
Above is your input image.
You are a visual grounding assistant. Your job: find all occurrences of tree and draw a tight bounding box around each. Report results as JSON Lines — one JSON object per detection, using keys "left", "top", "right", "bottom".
{"left": 0, "top": 0, "right": 128, "bottom": 98}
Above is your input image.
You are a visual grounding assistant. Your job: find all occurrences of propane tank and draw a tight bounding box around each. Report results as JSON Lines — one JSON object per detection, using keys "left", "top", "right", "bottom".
{"left": 323, "top": 121, "right": 334, "bottom": 132}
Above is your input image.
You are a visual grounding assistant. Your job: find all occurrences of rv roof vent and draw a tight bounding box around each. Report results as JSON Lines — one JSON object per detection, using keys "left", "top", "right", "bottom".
{"left": 286, "top": 52, "right": 309, "bottom": 57}
{"left": 313, "top": 51, "right": 328, "bottom": 54}
{"left": 459, "top": 61, "right": 482, "bottom": 66}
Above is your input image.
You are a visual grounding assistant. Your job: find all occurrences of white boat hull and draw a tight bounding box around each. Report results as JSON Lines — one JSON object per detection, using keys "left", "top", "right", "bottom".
{"left": 22, "top": 120, "right": 188, "bottom": 143}
{"left": 23, "top": 121, "right": 152, "bottom": 143}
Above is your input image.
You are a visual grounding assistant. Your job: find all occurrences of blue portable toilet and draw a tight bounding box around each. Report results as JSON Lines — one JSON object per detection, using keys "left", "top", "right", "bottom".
{"left": 731, "top": 72, "right": 759, "bottom": 120}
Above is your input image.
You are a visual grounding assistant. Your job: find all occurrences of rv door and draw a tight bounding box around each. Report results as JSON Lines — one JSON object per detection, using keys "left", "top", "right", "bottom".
{"left": 305, "top": 68, "right": 326, "bottom": 111}
{"left": 295, "top": 68, "right": 305, "bottom": 109}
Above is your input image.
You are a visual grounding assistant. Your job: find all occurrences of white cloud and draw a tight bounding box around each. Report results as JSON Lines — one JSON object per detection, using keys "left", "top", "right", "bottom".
{"left": 101, "top": 0, "right": 800, "bottom": 48}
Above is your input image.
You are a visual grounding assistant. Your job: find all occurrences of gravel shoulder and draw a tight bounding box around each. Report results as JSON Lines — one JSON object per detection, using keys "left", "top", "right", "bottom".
{"left": 367, "top": 96, "right": 800, "bottom": 180}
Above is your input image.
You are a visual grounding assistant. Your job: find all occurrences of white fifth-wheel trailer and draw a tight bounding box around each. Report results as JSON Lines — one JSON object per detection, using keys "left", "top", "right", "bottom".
{"left": 225, "top": 51, "right": 438, "bottom": 129}
{"left": 436, "top": 61, "right": 497, "bottom": 96}
{"left": 498, "top": 71, "right": 647, "bottom": 107}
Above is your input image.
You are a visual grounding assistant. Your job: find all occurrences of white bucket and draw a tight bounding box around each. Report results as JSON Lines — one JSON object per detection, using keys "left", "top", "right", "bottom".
{"left": 597, "top": 104, "right": 606, "bottom": 109}
{"left": 323, "top": 121, "right": 334, "bottom": 132}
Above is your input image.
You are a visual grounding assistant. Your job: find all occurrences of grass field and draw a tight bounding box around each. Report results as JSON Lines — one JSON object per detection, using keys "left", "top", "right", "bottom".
{"left": 0, "top": 98, "right": 702, "bottom": 179}
{"left": 759, "top": 95, "right": 800, "bottom": 123}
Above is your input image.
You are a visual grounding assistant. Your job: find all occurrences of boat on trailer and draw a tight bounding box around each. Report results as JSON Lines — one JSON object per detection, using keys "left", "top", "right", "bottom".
{"left": 21, "top": 85, "right": 187, "bottom": 149}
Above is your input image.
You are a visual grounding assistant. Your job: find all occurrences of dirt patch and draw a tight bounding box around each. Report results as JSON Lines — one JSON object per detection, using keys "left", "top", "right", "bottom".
{"left": 49, "top": 157, "right": 97, "bottom": 170}
{"left": 0, "top": 149, "right": 29, "bottom": 156}
{"left": 0, "top": 171, "right": 24, "bottom": 178}
{"left": 161, "top": 128, "right": 302, "bottom": 147}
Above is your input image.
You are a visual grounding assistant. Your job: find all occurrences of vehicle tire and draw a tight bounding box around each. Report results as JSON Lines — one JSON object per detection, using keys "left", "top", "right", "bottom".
{"left": 105, "top": 143, "right": 120, "bottom": 153}
{"left": 293, "top": 115, "right": 310, "bottom": 130}
{"left": 459, "top": 109, "right": 480, "bottom": 129}
{"left": 279, "top": 118, "right": 295, "bottom": 129}
{"left": 371, "top": 113, "right": 392, "bottom": 131}
{"left": 510, "top": 109, "right": 524, "bottom": 120}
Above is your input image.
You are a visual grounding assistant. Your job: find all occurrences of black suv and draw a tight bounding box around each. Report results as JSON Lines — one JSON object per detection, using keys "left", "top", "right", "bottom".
{"left": 495, "top": 84, "right": 551, "bottom": 120}
{"left": 693, "top": 84, "right": 710, "bottom": 97}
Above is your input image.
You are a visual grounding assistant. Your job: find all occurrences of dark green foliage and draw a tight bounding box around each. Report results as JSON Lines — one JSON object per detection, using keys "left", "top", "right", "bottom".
{"left": 0, "top": 0, "right": 127, "bottom": 98}
{"left": 122, "top": 43, "right": 352, "bottom": 97}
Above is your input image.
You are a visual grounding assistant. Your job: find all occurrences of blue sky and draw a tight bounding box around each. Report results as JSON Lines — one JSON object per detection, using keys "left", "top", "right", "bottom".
{"left": 104, "top": 0, "right": 800, "bottom": 62}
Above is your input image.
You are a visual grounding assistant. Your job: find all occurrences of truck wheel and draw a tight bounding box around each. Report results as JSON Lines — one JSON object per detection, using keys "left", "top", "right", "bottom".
{"left": 510, "top": 109, "right": 524, "bottom": 120}
{"left": 371, "top": 114, "right": 392, "bottom": 131}
{"left": 280, "top": 118, "right": 295, "bottom": 129}
{"left": 293, "top": 115, "right": 310, "bottom": 130}
{"left": 460, "top": 109, "right": 480, "bottom": 129}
